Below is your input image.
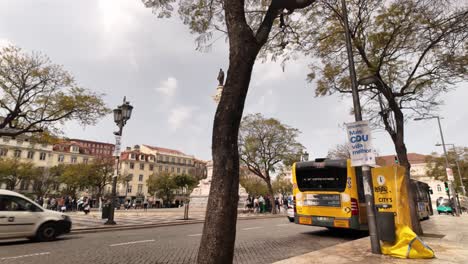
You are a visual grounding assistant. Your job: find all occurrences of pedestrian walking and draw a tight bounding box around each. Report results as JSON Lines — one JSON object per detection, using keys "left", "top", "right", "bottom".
{"left": 275, "top": 197, "right": 280, "bottom": 212}
{"left": 258, "top": 196, "right": 265, "bottom": 213}
{"left": 83, "top": 200, "right": 90, "bottom": 215}
{"left": 143, "top": 200, "right": 148, "bottom": 211}
{"left": 253, "top": 197, "right": 259, "bottom": 213}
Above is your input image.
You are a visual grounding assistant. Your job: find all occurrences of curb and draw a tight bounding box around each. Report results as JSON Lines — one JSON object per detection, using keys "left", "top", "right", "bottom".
{"left": 70, "top": 214, "right": 286, "bottom": 234}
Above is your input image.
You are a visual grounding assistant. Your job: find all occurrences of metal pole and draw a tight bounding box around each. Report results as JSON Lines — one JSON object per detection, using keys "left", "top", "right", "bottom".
{"left": 450, "top": 144, "right": 466, "bottom": 196}
{"left": 341, "top": 0, "right": 381, "bottom": 254}
{"left": 435, "top": 117, "right": 460, "bottom": 216}
{"left": 105, "top": 125, "right": 123, "bottom": 225}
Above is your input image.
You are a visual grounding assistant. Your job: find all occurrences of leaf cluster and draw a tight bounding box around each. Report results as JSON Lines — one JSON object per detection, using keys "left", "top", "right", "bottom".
{"left": 0, "top": 45, "right": 110, "bottom": 137}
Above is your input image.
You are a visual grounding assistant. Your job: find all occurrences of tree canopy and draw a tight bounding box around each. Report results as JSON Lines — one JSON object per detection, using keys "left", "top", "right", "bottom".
{"left": 0, "top": 158, "right": 38, "bottom": 190}
{"left": 0, "top": 45, "right": 110, "bottom": 137}
{"left": 147, "top": 172, "right": 178, "bottom": 206}
{"left": 239, "top": 113, "right": 303, "bottom": 213}
{"left": 425, "top": 148, "right": 468, "bottom": 193}
{"left": 327, "top": 143, "right": 351, "bottom": 159}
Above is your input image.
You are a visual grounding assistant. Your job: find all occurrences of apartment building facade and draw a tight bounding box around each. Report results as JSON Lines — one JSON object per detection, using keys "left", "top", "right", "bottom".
{"left": 0, "top": 136, "right": 95, "bottom": 193}
{"left": 117, "top": 144, "right": 207, "bottom": 206}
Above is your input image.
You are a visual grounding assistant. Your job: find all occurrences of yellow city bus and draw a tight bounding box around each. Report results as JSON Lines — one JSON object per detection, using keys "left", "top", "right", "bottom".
{"left": 292, "top": 159, "right": 432, "bottom": 231}
{"left": 292, "top": 159, "right": 368, "bottom": 230}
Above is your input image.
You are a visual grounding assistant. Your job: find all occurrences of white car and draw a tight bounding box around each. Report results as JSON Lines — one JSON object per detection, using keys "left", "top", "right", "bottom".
{"left": 286, "top": 195, "right": 295, "bottom": 222}
{"left": 0, "top": 189, "right": 72, "bottom": 241}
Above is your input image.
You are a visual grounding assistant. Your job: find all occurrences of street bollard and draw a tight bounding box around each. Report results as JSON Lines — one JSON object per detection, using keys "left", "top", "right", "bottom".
{"left": 183, "top": 203, "right": 189, "bottom": 220}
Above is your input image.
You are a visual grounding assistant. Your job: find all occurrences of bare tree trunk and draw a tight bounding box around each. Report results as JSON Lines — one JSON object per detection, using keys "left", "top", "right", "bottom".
{"left": 266, "top": 178, "right": 277, "bottom": 214}
{"left": 196, "top": 34, "right": 259, "bottom": 264}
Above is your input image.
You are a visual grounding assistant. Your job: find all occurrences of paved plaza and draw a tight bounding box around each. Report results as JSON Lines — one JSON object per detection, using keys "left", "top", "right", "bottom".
{"left": 68, "top": 208, "right": 286, "bottom": 230}
{"left": 0, "top": 217, "right": 365, "bottom": 264}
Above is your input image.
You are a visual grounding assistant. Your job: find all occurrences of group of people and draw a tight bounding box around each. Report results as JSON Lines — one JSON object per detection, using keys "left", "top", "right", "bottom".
{"left": 123, "top": 199, "right": 149, "bottom": 211}
{"left": 35, "top": 196, "right": 91, "bottom": 214}
{"left": 245, "top": 195, "right": 288, "bottom": 213}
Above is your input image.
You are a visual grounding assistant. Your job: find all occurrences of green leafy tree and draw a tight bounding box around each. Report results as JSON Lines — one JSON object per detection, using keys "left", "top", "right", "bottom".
{"left": 267, "top": 0, "right": 467, "bottom": 234}
{"left": 87, "top": 157, "right": 114, "bottom": 207}
{"left": 0, "top": 45, "right": 110, "bottom": 137}
{"left": 0, "top": 158, "right": 37, "bottom": 190}
{"left": 239, "top": 113, "right": 304, "bottom": 214}
{"left": 173, "top": 174, "right": 197, "bottom": 196}
{"left": 30, "top": 167, "right": 60, "bottom": 198}
{"left": 147, "top": 172, "right": 177, "bottom": 207}
{"left": 272, "top": 175, "right": 293, "bottom": 196}
{"left": 426, "top": 148, "right": 468, "bottom": 194}
{"left": 142, "top": 1, "right": 318, "bottom": 262}
{"left": 240, "top": 168, "right": 269, "bottom": 197}
{"left": 59, "top": 163, "right": 90, "bottom": 197}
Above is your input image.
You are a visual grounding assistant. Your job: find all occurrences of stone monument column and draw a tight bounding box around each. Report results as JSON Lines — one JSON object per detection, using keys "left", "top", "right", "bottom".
{"left": 189, "top": 69, "right": 249, "bottom": 209}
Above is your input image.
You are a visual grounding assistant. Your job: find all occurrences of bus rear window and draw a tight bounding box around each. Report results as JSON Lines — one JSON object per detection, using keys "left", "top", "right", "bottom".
{"left": 296, "top": 166, "right": 347, "bottom": 192}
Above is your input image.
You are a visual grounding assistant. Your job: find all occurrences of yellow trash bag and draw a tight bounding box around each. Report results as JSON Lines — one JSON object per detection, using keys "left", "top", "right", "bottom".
{"left": 382, "top": 225, "right": 435, "bottom": 259}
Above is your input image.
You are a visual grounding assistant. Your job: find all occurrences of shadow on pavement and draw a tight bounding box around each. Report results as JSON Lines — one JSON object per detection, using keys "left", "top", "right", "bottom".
{"left": 302, "top": 228, "right": 368, "bottom": 240}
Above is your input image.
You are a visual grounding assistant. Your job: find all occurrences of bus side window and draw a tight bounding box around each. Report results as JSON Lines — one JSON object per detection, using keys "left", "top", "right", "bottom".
{"left": 355, "top": 167, "right": 365, "bottom": 203}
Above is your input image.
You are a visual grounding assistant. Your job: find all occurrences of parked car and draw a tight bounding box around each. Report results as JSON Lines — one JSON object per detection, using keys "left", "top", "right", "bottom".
{"left": 436, "top": 197, "right": 454, "bottom": 215}
{"left": 0, "top": 190, "right": 72, "bottom": 241}
{"left": 287, "top": 195, "right": 295, "bottom": 222}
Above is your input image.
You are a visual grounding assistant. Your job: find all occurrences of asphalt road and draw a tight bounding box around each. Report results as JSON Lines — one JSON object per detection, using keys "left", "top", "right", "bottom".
{"left": 0, "top": 217, "right": 366, "bottom": 264}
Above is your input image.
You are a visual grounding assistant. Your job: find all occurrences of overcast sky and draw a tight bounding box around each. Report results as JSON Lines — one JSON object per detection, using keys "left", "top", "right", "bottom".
{"left": 0, "top": 0, "right": 467, "bottom": 161}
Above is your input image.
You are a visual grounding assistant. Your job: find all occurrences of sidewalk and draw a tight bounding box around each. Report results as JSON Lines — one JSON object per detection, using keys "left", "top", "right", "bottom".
{"left": 68, "top": 208, "right": 287, "bottom": 231}
{"left": 274, "top": 214, "right": 468, "bottom": 264}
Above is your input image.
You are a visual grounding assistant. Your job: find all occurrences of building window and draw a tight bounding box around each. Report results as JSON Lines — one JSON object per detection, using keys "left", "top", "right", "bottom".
{"left": 172, "top": 157, "right": 175, "bottom": 163}
{"left": 177, "top": 167, "right": 180, "bottom": 173}
{"left": 165, "top": 167, "right": 169, "bottom": 172}
{"left": 83, "top": 158, "right": 89, "bottom": 164}
{"left": 127, "top": 184, "right": 133, "bottom": 194}
{"left": 39, "top": 152, "right": 47, "bottom": 161}
{"left": 0, "top": 148, "right": 7, "bottom": 156}
{"left": 171, "top": 167, "right": 174, "bottom": 172}
{"left": 71, "top": 156, "right": 77, "bottom": 163}
{"left": 137, "top": 184, "right": 143, "bottom": 193}
{"left": 149, "top": 165, "right": 154, "bottom": 171}
{"left": 183, "top": 169, "right": 186, "bottom": 174}
{"left": 165, "top": 156, "right": 169, "bottom": 162}
{"left": 130, "top": 153, "right": 136, "bottom": 160}
{"left": 2, "top": 137, "right": 10, "bottom": 143}
{"left": 437, "top": 184, "right": 442, "bottom": 192}
{"left": 71, "top": 146, "right": 79, "bottom": 153}
{"left": 140, "top": 163, "right": 144, "bottom": 170}
{"left": 159, "top": 166, "right": 163, "bottom": 172}
{"left": 27, "top": 151, "right": 34, "bottom": 159}
{"left": 139, "top": 175, "right": 143, "bottom": 182}
{"left": 130, "top": 162, "right": 135, "bottom": 169}
{"left": 58, "top": 155, "right": 64, "bottom": 162}
{"left": 14, "top": 149, "right": 21, "bottom": 158}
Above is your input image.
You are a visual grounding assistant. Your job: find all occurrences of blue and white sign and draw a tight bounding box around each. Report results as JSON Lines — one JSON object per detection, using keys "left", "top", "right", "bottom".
{"left": 346, "top": 121, "right": 376, "bottom": 167}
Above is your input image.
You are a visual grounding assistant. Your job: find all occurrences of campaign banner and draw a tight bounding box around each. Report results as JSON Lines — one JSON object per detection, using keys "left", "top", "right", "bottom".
{"left": 346, "top": 121, "right": 376, "bottom": 167}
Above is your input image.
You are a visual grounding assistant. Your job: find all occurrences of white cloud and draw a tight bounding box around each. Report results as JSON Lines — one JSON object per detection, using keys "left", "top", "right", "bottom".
{"left": 155, "top": 77, "right": 178, "bottom": 98}
{"left": 168, "top": 106, "right": 195, "bottom": 131}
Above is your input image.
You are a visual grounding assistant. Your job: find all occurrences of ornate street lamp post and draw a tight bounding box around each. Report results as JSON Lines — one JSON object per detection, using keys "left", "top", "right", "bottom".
{"left": 105, "top": 97, "right": 133, "bottom": 225}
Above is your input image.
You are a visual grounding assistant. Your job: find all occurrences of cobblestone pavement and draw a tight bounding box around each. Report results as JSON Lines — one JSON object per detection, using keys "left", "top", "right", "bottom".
{"left": 70, "top": 209, "right": 285, "bottom": 229}
{"left": 0, "top": 217, "right": 366, "bottom": 264}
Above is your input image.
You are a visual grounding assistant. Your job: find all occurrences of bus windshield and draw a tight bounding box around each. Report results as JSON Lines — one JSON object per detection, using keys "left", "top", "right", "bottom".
{"left": 296, "top": 165, "right": 347, "bottom": 192}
